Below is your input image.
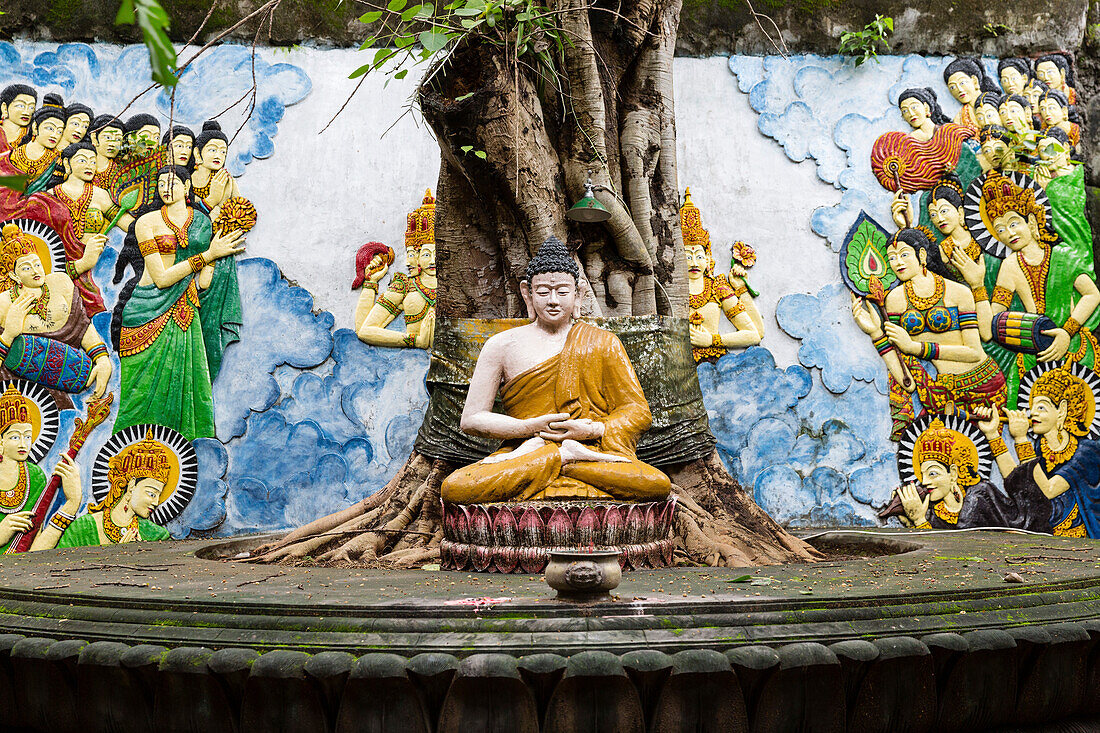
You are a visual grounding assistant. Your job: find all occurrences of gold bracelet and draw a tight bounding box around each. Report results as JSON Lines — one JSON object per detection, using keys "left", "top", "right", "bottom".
{"left": 971, "top": 286, "right": 988, "bottom": 302}
{"left": 711, "top": 333, "right": 723, "bottom": 347}
{"left": 188, "top": 255, "right": 206, "bottom": 274}
{"left": 1016, "top": 442, "right": 1037, "bottom": 462}
{"left": 48, "top": 510, "right": 75, "bottom": 532}
{"left": 914, "top": 521, "right": 932, "bottom": 529}
{"left": 1063, "top": 317, "right": 1081, "bottom": 338}
{"left": 988, "top": 437, "right": 1008, "bottom": 457}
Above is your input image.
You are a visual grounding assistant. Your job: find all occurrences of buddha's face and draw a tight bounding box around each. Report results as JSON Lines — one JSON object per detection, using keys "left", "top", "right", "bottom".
{"left": 169, "top": 134, "right": 193, "bottom": 166}
{"left": 196, "top": 139, "right": 227, "bottom": 171}
{"left": 928, "top": 197, "right": 963, "bottom": 235}
{"left": 685, "top": 244, "right": 709, "bottom": 281}
{"left": 157, "top": 172, "right": 189, "bottom": 205}
{"left": 0, "top": 423, "right": 32, "bottom": 463}
{"left": 127, "top": 477, "right": 164, "bottom": 519}
{"left": 93, "top": 127, "right": 122, "bottom": 159}
{"left": 999, "top": 102, "right": 1031, "bottom": 133}
{"left": 981, "top": 139, "right": 1012, "bottom": 171}
{"left": 1035, "top": 61, "right": 1065, "bottom": 90}
{"left": 1038, "top": 98, "right": 1067, "bottom": 128}
{"left": 526, "top": 272, "right": 576, "bottom": 327}
{"left": 1029, "top": 395, "right": 1065, "bottom": 435}
{"left": 992, "top": 210, "right": 1037, "bottom": 251}
{"left": 11, "top": 253, "right": 45, "bottom": 289}
{"left": 918, "top": 460, "right": 956, "bottom": 502}
{"left": 974, "top": 103, "right": 1001, "bottom": 129}
{"left": 67, "top": 148, "right": 97, "bottom": 182}
{"left": 32, "top": 117, "right": 64, "bottom": 149}
{"left": 947, "top": 72, "right": 980, "bottom": 104}
{"left": 62, "top": 113, "right": 90, "bottom": 147}
{"left": 886, "top": 241, "right": 920, "bottom": 282}
{"left": 418, "top": 242, "right": 436, "bottom": 277}
{"left": 1000, "top": 67, "right": 1027, "bottom": 96}
{"left": 899, "top": 98, "right": 930, "bottom": 129}
{"left": 3, "top": 94, "right": 35, "bottom": 127}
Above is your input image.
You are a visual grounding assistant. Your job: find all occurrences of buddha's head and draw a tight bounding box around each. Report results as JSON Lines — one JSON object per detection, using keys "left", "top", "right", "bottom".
{"left": 29, "top": 97, "right": 66, "bottom": 151}
{"left": 60, "top": 141, "right": 97, "bottom": 184}
{"left": 978, "top": 126, "right": 1014, "bottom": 171}
{"left": 898, "top": 88, "right": 947, "bottom": 130}
{"left": 193, "top": 121, "right": 228, "bottom": 172}
{"left": 998, "top": 95, "right": 1033, "bottom": 134}
{"left": 1029, "top": 366, "right": 1092, "bottom": 437}
{"left": 89, "top": 115, "right": 124, "bottom": 160}
{"left": 1035, "top": 54, "right": 1071, "bottom": 92}
{"left": 973, "top": 91, "right": 1003, "bottom": 129}
{"left": 162, "top": 125, "right": 195, "bottom": 167}
{"left": 998, "top": 58, "right": 1031, "bottom": 96}
{"left": 98, "top": 429, "right": 174, "bottom": 520}
{"left": 62, "top": 103, "right": 93, "bottom": 149}
{"left": 156, "top": 165, "right": 192, "bottom": 206}
{"left": 886, "top": 227, "right": 945, "bottom": 283}
{"left": 984, "top": 172, "right": 1057, "bottom": 252}
{"left": 912, "top": 419, "right": 979, "bottom": 501}
{"left": 0, "top": 385, "right": 33, "bottom": 465}
{"left": 124, "top": 113, "right": 161, "bottom": 156}
{"left": 1038, "top": 127, "right": 1072, "bottom": 171}
{"left": 943, "top": 58, "right": 985, "bottom": 105}
{"left": 928, "top": 175, "right": 966, "bottom": 236}
{"left": 521, "top": 236, "right": 579, "bottom": 327}
{"left": 1038, "top": 90, "right": 1070, "bottom": 129}
{"left": 0, "top": 84, "right": 37, "bottom": 129}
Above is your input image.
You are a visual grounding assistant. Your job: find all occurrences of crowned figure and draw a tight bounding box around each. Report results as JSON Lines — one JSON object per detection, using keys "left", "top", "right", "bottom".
{"left": 679, "top": 189, "right": 762, "bottom": 363}
{"left": 58, "top": 428, "right": 171, "bottom": 546}
{"left": 357, "top": 189, "right": 437, "bottom": 349}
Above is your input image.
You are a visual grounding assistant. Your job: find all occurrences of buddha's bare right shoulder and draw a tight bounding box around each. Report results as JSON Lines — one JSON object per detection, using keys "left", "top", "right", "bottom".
{"left": 482, "top": 325, "right": 531, "bottom": 353}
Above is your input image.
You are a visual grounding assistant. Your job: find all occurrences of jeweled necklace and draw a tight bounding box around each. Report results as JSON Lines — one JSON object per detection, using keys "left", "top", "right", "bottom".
{"left": 0, "top": 463, "right": 27, "bottom": 513}
{"left": 1040, "top": 433, "right": 1077, "bottom": 468}
{"left": 934, "top": 500, "right": 960, "bottom": 524}
{"left": 102, "top": 508, "right": 139, "bottom": 543}
{"left": 161, "top": 206, "right": 194, "bottom": 249}
{"left": 10, "top": 146, "right": 58, "bottom": 178}
{"left": 1019, "top": 243, "right": 1051, "bottom": 314}
{"left": 904, "top": 273, "right": 944, "bottom": 310}
{"left": 53, "top": 183, "right": 93, "bottom": 226}
{"left": 9, "top": 283, "right": 51, "bottom": 322}
{"left": 688, "top": 276, "right": 714, "bottom": 310}
{"left": 413, "top": 275, "right": 436, "bottom": 305}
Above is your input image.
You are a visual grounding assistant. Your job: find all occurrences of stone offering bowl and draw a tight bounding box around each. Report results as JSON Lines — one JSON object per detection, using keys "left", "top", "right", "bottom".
{"left": 545, "top": 548, "right": 622, "bottom": 601}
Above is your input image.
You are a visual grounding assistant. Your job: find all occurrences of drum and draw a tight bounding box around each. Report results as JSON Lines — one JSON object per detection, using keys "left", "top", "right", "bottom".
{"left": 3, "top": 335, "right": 92, "bottom": 393}
{"left": 991, "top": 311, "right": 1057, "bottom": 355}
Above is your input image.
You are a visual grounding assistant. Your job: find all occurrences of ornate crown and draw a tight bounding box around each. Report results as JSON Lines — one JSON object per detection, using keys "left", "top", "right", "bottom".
{"left": 981, "top": 173, "right": 1053, "bottom": 244}
{"left": 0, "top": 223, "right": 37, "bottom": 275}
{"left": 913, "top": 419, "right": 981, "bottom": 487}
{"left": 108, "top": 428, "right": 172, "bottom": 485}
{"left": 405, "top": 188, "right": 436, "bottom": 250}
{"left": 0, "top": 385, "right": 30, "bottom": 435}
{"left": 1031, "top": 366, "right": 1094, "bottom": 436}
{"left": 680, "top": 188, "right": 714, "bottom": 272}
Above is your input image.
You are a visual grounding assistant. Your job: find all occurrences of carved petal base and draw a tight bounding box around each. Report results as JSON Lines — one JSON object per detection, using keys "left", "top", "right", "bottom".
{"left": 439, "top": 499, "right": 677, "bottom": 573}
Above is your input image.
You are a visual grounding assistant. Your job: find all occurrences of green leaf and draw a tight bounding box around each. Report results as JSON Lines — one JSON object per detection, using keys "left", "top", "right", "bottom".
{"left": 0, "top": 174, "right": 29, "bottom": 194}
{"left": 474, "top": 150, "right": 487, "bottom": 159}
{"left": 359, "top": 10, "right": 383, "bottom": 22}
{"left": 387, "top": 0, "right": 408, "bottom": 10}
{"left": 460, "top": 145, "right": 473, "bottom": 153}
{"left": 117, "top": 0, "right": 179, "bottom": 88}
{"left": 374, "top": 47, "right": 395, "bottom": 64}
{"left": 460, "top": 17, "right": 482, "bottom": 28}
{"left": 455, "top": 7, "right": 482, "bottom": 15}
{"left": 726, "top": 575, "right": 753, "bottom": 583}
{"left": 115, "top": 0, "right": 136, "bottom": 24}
{"left": 359, "top": 36, "right": 378, "bottom": 50}
{"left": 417, "top": 3, "right": 435, "bottom": 16}
{"left": 401, "top": 4, "right": 423, "bottom": 20}
{"left": 455, "top": 92, "right": 475, "bottom": 101}
{"left": 419, "top": 30, "right": 450, "bottom": 53}
{"left": 395, "top": 33, "right": 415, "bottom": 48}
{"left": 516, "top": 11, "right": 532, "bottom": 20}
{"left": 394, "top": 68, "right": 408, "bottom": 79}
{"left": 349, "top": 63, "right": 373, "bottom": 79}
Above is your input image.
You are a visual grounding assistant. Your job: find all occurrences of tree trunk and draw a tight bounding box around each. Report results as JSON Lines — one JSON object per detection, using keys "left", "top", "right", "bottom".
{"left": 252, "top": 0, "right": 818, "bottom": 567}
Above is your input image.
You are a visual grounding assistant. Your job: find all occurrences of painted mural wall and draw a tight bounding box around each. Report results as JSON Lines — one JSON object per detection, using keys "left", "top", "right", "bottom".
{"left": 0, "top": 40, "right": 1093, "bottom": 548}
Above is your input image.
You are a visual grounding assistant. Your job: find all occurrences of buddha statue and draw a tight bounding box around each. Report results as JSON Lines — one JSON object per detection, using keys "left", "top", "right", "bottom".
{"left": 357, "top": 190, "right": 437, "bottom": 349}
{"left": 679, "top": 189, "right": 762, "bottom": 363}
{"left": 440, "top": 236, "right": 672, "bottom": 504}
{"left": 0, "top": 84, "right": 36, "bottom": 154}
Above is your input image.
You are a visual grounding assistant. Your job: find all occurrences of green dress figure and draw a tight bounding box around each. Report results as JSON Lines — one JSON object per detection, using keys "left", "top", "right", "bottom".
{"left": 58, "top": 428, "right": 172, "bottom": 547}
{"left": 112, "top": 165, "right": 244, "bottom": 441}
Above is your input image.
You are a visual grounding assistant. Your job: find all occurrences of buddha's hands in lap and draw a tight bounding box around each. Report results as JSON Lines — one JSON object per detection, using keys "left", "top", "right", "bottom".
{"left": 482, "top": 436, "right": 547, "bottom": 464}
{"left": 539, "top": 418, "right": 605, "bottom": 442}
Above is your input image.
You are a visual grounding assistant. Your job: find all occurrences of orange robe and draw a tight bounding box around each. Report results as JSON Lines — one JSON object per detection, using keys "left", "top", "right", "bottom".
{"left": 441, "top": 321, "right": 672, "bottom": 503}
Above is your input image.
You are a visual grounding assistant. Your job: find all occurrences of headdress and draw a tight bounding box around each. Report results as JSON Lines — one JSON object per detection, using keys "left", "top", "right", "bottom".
{"left": 912, "top": 419, "right": 981, "bottom": 487}
{"left": 1030, "top": 365, "right": 1094, "bottom": 437}
{"left": 524, "top": 236, "right": 578, "bottom": 282}
{"left": 0, "top": 385, "right": 30, "bottom": 436}
{"left": 405, "top": 188, "right": 435, "bottom": 250}
{"left": 107, "top": 428, "right": 173, "bottom": 487}
{"left": 679, "top": 188, "right": 714, "bottom": 274}
{"left": 981, "top": 171, "right": 1058, "bottom": 243}
{"left": 0, "top": 223, "right": 38, "bottom": 275}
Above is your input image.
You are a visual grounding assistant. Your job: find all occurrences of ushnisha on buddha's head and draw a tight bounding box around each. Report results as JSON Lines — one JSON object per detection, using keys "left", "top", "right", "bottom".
{"left": 520, "top": 236, "right": 579, "bottom": 328}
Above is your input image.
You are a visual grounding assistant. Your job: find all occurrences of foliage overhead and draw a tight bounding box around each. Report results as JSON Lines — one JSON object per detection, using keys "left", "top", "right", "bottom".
{"left": 116, "top": 0, "right": 179, "bottom": 88}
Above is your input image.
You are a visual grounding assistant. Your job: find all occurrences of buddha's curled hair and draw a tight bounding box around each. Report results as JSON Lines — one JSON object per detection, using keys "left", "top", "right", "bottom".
{"left": 525, "top": 236, "right": 579, "bottom": 283}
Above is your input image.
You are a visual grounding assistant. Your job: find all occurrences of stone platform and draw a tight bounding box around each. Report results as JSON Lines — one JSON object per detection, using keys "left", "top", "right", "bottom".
{"left": 0, "top": 530, "right": 1096, "bottom": 731}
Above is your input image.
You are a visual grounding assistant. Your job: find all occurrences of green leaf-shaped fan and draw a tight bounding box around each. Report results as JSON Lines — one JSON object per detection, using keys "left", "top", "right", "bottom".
{"left": 840, "top": 212, "right": 895, "bottom": 306}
